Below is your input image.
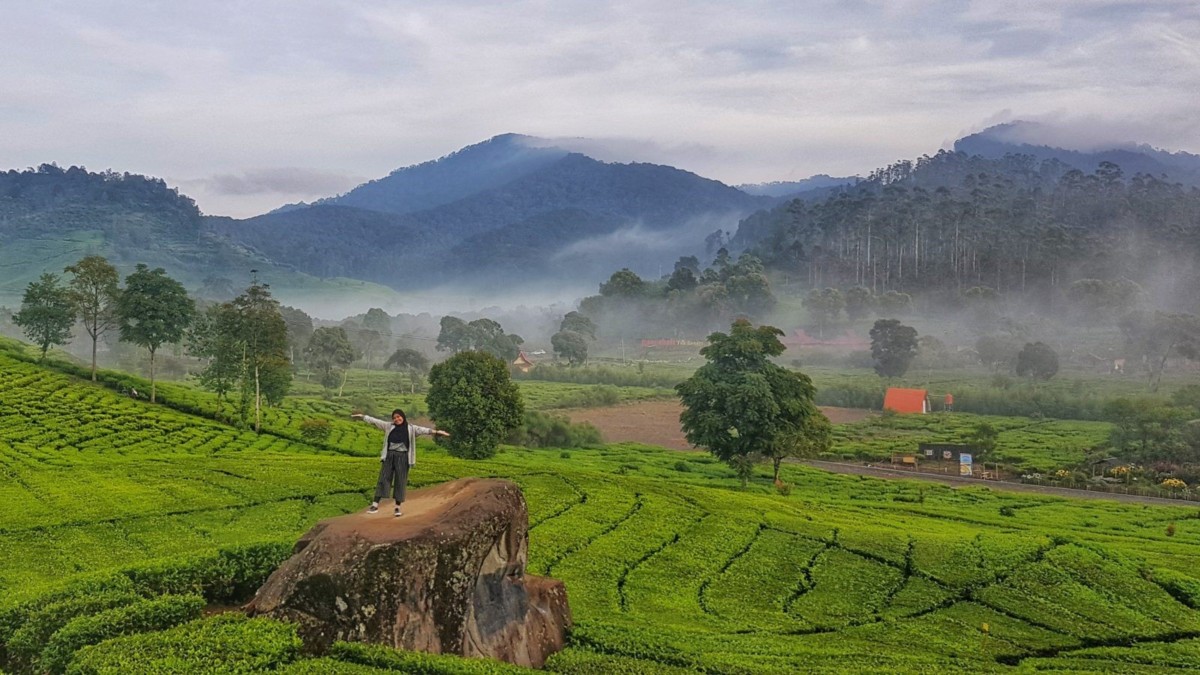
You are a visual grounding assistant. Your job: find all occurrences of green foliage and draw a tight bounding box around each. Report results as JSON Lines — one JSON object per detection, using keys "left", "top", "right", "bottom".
{"left": 551, "top": 330, "right": 588, "bottom": 366}
{"left": 870, "top": 318, "right": 918, "bottom": 378}
{"left": 115, "top": 264, "right": 194, "bottom": 402}
{"left": 427, "top": 351, "right": 524, "bottom": 459}
{"left": 559, "top": 311, "right": 597, "bottom": 340}
{"left": 802, "top": 287, "right": 843, "bottom": 338}
{"left": 600, "top": 268, "right": 647, "bottom": 298}
{"left": 304, "top": 326, "right": 357, "bottom": 391}
{"left": 436, "top": 317, "right": 523, "bottom": 361}
{"left": 677, "top": 320, "right": 828, "bottom": 481}
{"left": 843, "top": 285, "right": 874, "bottom": 320}
{"left": 41, "top": 594, "right": 204, "bottom": 674}
{"left": 1016, "top": 341, "right": 1060, "bottom": 380}
{"left": 65, "top": 614, "right": 301, "bottom": 675}
{"left": 63, "top": 255, "right": 120, "bottom": 380}
{"left": 298, "top": 418, "right": 332, "bottom": 443}
{"left": 508, "top": 410, "right": 602, "bottom": 448}
{"left": 13, "top": 273, "right": 74, "bottom": 361}
{"left": 329, "top": 641, "right": 527, "bottom": 674}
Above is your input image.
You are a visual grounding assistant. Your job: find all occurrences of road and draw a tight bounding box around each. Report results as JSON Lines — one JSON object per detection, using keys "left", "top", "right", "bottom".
{"left": 801, "top": 459, "right": 1198, "bottom": 507}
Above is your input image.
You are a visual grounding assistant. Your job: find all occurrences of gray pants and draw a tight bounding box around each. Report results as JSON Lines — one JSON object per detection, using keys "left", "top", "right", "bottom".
{"left": 374, "top": 450, "right": 410, "bottom": 503}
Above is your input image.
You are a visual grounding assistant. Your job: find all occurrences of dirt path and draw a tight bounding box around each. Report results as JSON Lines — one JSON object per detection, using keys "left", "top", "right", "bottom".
{"left": 803, "top": 459, "right": 1199, "bottom": 507}
{"left": 563, "top": 400, "right": 1195, "bottom": 507}
{"left": 562, "top": 399, "right": 871, "bottom": 451}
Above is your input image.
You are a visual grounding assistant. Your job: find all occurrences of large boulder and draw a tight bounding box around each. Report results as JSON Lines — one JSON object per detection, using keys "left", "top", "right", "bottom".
{"left": 244, "top": 478, "right": 570, "bottom": 668}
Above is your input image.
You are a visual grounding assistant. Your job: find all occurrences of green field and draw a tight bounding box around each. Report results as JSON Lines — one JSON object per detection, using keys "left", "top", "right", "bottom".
{"left": 4, "top": 346, "right": 1200, "bottom": 673}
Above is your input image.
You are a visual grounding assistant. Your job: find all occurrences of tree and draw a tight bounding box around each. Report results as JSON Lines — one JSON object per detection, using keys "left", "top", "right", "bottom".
{"left": 467, "top": 318, "right": 523, "bottom": 361}
{"left": 64, "top": 255, "right": 120, "bottom": 380}
{"left": 279, "top": 305, "right": 313, "bottom": 363}
{"left": 666, "top": 266, "right": 698, "bottom": 293}
{"left": 115, "top": 264, "right": 194, "bottom": 402}
{"left": 551, "top": 330, "right": 589, "bottom": 366}
{"left": 13, "top": 273, "right": 75, "bottom": 362}
{"left": 975, "top": 334, "right": 1020, "bottom": 372}
{"left": 877, "top": 290, "right": 913, "bottom": 316}
{"left": 559, "top": 311, "right": 597, "bottom": 340}
{"left": 427, "top": 351, "right": 524, "bottom": 459}
{"left": 228, "top": 280, "right": 291, "bottom": 431}
{"left": 870, "top": 319, "right": 918, "bottom": 378}
{"left": 436, "top": 316, "right": 473, "bottom": 353}
{"left": 186, "top": 303, "right": 242, "bottom": 415}
{"left": 383, "top": 347, "right": 430, "bottom": 393}
{"left": 599, "top": 268, "right": 647, "bottom": 298}
{"left": 844, "top": 286, "right": 874, "bottom": 321}
{"left": 305, "top": 326, "right": 357, "bottom": 393}
{"left": 676, "top": 319, "right": 830, "bottom": 485}
{"left": 969, "top": 422, "right": 1000, "bottom": 473}
{"left": 803, "top": 288, "right": 843, "bottom": 338}
{"left": 1120, "top": 311, "right": 1200, "bottom": 392}
{"left": 1015, "top": 341, "right": 1059, "bottom": 380}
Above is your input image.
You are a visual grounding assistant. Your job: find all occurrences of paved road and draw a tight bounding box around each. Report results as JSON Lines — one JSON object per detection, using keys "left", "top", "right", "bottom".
{"left": 801, "top": 459, "right": 1199, "bottom": 507}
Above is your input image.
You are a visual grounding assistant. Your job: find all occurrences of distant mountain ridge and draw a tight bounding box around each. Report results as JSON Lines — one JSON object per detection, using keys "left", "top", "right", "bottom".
{"left": 955, "top": 122, "right": 1200, "bottom": 185}
{"left": 207, "top": 135, "right": 771, "bottom": 288}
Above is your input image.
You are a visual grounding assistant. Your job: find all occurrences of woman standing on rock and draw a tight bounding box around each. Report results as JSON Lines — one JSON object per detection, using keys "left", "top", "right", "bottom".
{"left": 351, "top": 409, "right": 449, "bottom": 516}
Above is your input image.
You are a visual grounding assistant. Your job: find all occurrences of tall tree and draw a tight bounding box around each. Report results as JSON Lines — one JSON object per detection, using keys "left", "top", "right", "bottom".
{"left": 64, "top": 255, "right": 120, "bottom": 380}
{"left": 383, "top": 347, "right": 430, "bottom": 393}
{"left": 676, "top": 319, "right": 830, "bottom": 485}
{"left": 436, "top": 316, "right": 473, "bottom": 353}
{"left": 803, "top": 288, "right": 843, "bottom": 338}
{"left": 1015, "top": 341, "right": 1059, "bottom": 381}
{"left": 304, "top": 326, "right": 357, "bottom": 393}
{"left": 870, "top": 319, "right": 919, "bottom": 378}
{"left": 115, "top": 265, "right": 194, "bottom": 402}
{"left": 551, "top": 330, "right": 589, "bottom": 366}
{"left": 14, "top": 273, "right": 75, "bottom": 362}
{"left": 228, "top": 280, "right": 291, "bottom": 432}
{"left": 427, "top": 351, "right": 524, "bottom": 459}
{"left": 560, "top": 311, "right": 597, "bottom": 340}
{"left": 186, "top": 303, "right": 241, "bottom": 417}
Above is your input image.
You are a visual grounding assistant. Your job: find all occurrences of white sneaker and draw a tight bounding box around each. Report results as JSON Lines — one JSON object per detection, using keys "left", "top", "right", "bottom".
{"left": 367, "top": 503, "right": 379, "bottom": 514}
{"left": 394, "top": 507, "right": 403, "bottom": 517}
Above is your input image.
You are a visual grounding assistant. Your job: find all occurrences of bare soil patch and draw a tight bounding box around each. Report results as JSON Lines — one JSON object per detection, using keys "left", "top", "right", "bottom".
{"left": 562, "top": 400, "right": 872, "bottom": 451}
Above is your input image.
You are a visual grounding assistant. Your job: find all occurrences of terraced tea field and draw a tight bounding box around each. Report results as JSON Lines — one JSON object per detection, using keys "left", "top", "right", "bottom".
{"left": 4, "top": 347, "right": 1200, "bottom": 673}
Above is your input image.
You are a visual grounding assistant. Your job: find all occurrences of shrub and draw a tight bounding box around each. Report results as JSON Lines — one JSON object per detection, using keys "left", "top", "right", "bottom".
{"left": 66, "top": 614, "right": 301, "bottom": 675}
{"left": 427, "top": 351, "right": 524, "bottom": 459}
{"left": 4, "top": 589, "right": 141, "bottom": 672}
{"left": 508, "top": 410, "right": 602, "bottom": 449}
{"left": 673, "top": 461, "right": 692, "bottom": 473}
{"left": 41, "top": 594, "right": 204, "bottom": 673}
{"left": 298, "top": 418, "right": 332, "bottom": 443}
{"left": 329, "top": 641, "right": 528, "bottom": 674}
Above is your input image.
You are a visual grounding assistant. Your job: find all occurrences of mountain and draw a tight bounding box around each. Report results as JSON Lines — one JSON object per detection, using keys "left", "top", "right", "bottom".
{"left": 955, "top": 122, "right": 1200, "bottom": 186}
{"left": 206, "top": 136, "right": 771, "bottom": 288}
{"left": 0, "top": 164, "right": 403, "bottom": 311}
{"left": 735, "top": 175, "right": 857, "bottom": 198}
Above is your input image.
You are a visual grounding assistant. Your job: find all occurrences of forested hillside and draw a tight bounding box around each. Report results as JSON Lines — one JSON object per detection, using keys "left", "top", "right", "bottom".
{"left": 734, "top": 150, "right": 1200, "bottom": 306}
{"left": 208, "top": 147, "right": 769, "bottom": 288}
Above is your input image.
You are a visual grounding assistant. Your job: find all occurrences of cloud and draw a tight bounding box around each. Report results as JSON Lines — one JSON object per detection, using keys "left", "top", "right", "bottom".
{"left": 190, "top": 168, "right": 365, "bottom": 197}
{"left": 1, "top": 1, "right": 1199, "bottom": 217}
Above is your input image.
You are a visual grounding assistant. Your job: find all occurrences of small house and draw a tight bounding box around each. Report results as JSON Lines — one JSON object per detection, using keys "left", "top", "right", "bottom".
{"left": 883, "top": 387, "right": 929, "bottom": 414}
{"left": 512, "top": 351, "right": 535, "bottom": 373}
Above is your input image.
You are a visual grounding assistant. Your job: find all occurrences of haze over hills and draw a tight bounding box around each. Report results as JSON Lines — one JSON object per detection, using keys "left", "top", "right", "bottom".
{"left": 955, "top": 121, "right": 1200, "bottom": 186}
{"left": 5, "top": 123, "right": 1200, "bottom": 315}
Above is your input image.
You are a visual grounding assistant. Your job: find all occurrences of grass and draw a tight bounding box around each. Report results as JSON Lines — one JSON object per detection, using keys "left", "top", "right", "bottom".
{"left": 6, "top": 341, "right": 1200, "bottom": 672}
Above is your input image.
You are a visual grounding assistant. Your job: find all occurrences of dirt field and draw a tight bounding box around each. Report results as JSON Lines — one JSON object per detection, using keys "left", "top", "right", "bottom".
{"left": 563, "top": 400, "right": 872, "bottom": 451}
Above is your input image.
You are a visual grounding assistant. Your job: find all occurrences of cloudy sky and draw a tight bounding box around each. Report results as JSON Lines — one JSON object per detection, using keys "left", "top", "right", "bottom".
{"left": 3, "top": 1, "right": 1198, "bottom": 217}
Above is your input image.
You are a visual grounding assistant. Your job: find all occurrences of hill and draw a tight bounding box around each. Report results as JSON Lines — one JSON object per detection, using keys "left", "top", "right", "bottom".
{"left": 0, "top": 164, "right": 405, "bottom": 311}
{"left": 5, "top": 339, "right": 1200, "bottom": 672}
{"left": 206, "top": 137, "right": 770, "bottom": 289}
{"left": 731, "top": 146, "right": 1200, "bottom": 305}
{"left": 955, "top": 121, "right": 1200, "bottom": 186}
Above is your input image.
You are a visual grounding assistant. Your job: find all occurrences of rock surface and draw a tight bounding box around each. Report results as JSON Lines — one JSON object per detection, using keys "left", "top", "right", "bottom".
{"left": 245, "top": 478, "right": 571, "bottom": 668}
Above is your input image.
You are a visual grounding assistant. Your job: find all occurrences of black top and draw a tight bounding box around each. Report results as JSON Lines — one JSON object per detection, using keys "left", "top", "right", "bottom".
{"left": 387, "top": 425, "right": 408, "bottom": 450}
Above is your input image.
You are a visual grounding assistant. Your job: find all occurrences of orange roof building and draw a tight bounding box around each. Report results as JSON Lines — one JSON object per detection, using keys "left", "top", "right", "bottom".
{"left": 883, "top": 387, "right": 929, "bottom": 414}
{"left": 512, "top": 351, "right": 535, "bottom": 373}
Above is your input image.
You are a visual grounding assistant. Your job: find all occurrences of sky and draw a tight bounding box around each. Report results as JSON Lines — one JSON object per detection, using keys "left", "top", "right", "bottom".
{"left": 2, "top": 1, "right": 1199, "bottom": 218}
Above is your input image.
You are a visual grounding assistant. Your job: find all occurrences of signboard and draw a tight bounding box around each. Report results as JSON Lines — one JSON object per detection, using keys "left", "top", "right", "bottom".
{"left": 959, "top": 453, "right": 973, "bottom": 477}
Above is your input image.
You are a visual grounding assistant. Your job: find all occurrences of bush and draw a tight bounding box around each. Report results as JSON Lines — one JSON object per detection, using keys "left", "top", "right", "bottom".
{"left": 673, "top": 461, "right": 692, "bottom": 473}
{"left": 508, "top": 410, "right": 602, "bottom": 449}
{"left": 329, "top": 641, "right": 528, "bottom": 674}
{"left": 41, "top": 594, "right": 204, "bottom": 673}
{"left": 121, "top": 542, "right": 292, "bottom": 603}
{"left": 428, "top": 351, "right": 524, "bottom": 459}
{"left": 66, "top": 614, "right": 301, "bottom": 675}
{"left": 298, "top": 418, "right": 332, "bottom": 443}
{"left": 4, "top": 589, "right": 141, "bottom": 672}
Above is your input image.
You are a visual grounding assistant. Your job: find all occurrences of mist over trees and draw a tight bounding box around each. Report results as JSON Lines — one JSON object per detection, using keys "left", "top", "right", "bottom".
{"left": 736, "top": 152, "right": 1200, "bottom": 306}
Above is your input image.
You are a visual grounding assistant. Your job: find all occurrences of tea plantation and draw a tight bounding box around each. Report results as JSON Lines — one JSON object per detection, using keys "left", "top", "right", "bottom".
{"left": 4, "top": 347, "right": 1200, "bottom": 673}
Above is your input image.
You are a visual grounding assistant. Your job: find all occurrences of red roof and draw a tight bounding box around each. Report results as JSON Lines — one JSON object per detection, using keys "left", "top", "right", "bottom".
{"left": 883, "top": 388, "right": 928, "bottom": 414}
